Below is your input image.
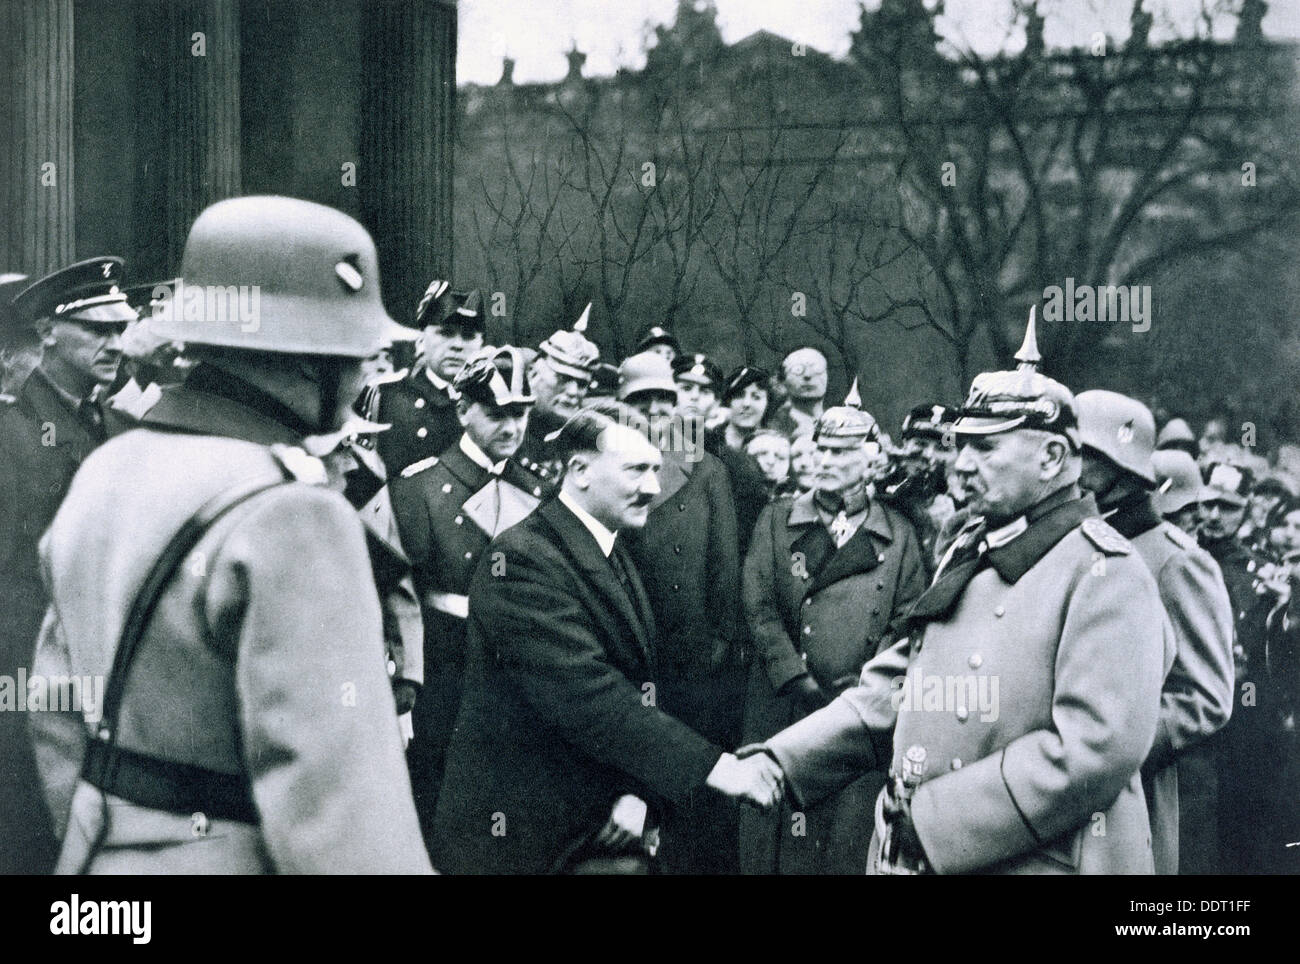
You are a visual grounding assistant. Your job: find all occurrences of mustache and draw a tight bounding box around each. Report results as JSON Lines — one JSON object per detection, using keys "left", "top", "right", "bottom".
{"left": 631, "top": 494, "right": 654, "bottom": 508}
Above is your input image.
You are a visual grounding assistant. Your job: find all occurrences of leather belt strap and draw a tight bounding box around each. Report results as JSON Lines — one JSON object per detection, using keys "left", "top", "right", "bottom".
{"left": 82, "top": 740, "right": 257, "bottom": 824}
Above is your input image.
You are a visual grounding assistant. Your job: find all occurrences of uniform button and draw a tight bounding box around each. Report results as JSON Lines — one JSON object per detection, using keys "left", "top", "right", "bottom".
{"left": 951, "top": 758, "right": 962, "bottom": 770}
{"left": 464, "top": 551, "right": 473, "bottom": 560}
{"left": 533, "top": 487, "right": 542, "bottom": 496}
{"left": 417, "top": 427, "right": 428, "bottom": 438}
{"left": 802, "top": 599, "right": 811, "bottom": 607}
{"left": 876, "top": 581, "right": 884, "bottom": 590}
{"left": 803, "top": 626, "right": 812, "bottom": 635}
{"left": 994, "top": 605, "right": 1005, "bottom": 617}
{"left": 801, "top": 652, "right": 809, "bottom": 663}
{"left": 672, "top": 583, "right": 680, "bottom": 591}
{"left": 956, "top": 706, "right": 969, "bottom": 722}
{"left": 877, "top": 553, "right": 885, "bottom": 563}
{"left": 454, "top": 515, "right": 463, "bottom": 525}
{"left": 673, "top": 545, "right": 682, "bottom": 554}
{"left": 442, "top": 483, "right": 453, "bottom": 493}
{"left": 414, "top": 398, "right": 426, "bottom": 409}
{"left": 968, "top": 653, "right": 982, "bottom": 669}
{"left": 678, "top": 503, "right": 686, "bottom": 511}
{"left": 387, "top": 659, "right": 397, "bottom": 677}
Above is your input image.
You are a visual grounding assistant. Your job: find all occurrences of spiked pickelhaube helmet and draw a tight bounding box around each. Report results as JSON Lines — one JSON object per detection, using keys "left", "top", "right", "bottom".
{"left": 952, "top": 306, "right": 1080, "bottom": 448}
{"left": 813, "top": 378, "right": 880, "bottom": 448}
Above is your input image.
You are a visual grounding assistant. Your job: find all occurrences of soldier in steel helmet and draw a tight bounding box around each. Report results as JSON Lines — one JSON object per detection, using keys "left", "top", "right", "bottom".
{"left": 738, "top": 380, "right": 927, "bottom": 875}
{"left": 754, "top": 310, "right": 1171, "bottom": 875}
{"left": 0, "top": 257, "right": 137, "bottom": 873}
{"left": 28, "top": 196, "right": 433, "bottom": 874}
{"left": 1077, "top": 389, "right": 1234, "bottom": 874}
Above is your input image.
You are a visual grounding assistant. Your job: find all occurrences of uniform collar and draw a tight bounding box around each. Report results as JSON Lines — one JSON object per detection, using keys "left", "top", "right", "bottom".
{"left": 1102, "top": 491, "right": 1163, "bottom": 539}
{"left": 142, "top": 383, "right": 304, "bottom": 446}
{"left": 557, "top": 489, "right": 618, "bottom": 557}
{"left": 981, "top": 486, "right": 1096, "bottom": 584}
{"left": 424, "top": 367, "right": 450, "bottom": 392}
{"left": 459, "top": 433, "right": 506, "bottom": 475}
{"left": 787, "top": 489, "right": 894, "bottom": 543}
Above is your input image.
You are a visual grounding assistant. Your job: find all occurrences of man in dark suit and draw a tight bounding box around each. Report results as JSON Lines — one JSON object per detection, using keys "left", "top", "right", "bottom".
{"left": 430, "top": 402, "right": 783, "bottom": 874}
{"left": 389, "top": 346, "right": 549, "bottom": 841}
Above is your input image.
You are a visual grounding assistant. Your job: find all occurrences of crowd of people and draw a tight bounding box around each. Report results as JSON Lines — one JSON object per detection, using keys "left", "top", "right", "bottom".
{"left": 0, "top": 196, "right": 1295, "bottom": 875}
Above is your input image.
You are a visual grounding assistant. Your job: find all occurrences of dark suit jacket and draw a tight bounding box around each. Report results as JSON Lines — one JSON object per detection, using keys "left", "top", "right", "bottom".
{"left": 430, "top": 497, "right": 723, "bottom": 874}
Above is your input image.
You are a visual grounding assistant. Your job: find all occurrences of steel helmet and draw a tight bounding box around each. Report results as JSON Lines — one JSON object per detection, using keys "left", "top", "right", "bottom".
{"left": 1076, "top": 389, "right": 1157, "bottom": 486}
{"left": 149, "top": 196, "right": 414, "bottom": 358}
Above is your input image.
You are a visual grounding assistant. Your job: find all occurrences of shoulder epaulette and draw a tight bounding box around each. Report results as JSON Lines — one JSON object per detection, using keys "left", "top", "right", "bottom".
{"left": 373, "top": 367, "right": 409, "bottom": 385}
{"left": 1161, "top": 523, "right": 1197, "bottom": 551}
{"left": 400, "top": 455, "right": 439, "bottom": 478}
{"left": 1081, "top": 516, "right": 1132, "bottom": 555}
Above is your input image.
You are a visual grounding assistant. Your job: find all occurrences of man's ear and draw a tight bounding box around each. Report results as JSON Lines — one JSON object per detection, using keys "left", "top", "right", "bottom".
{"left": 455, "top": 398, "right": 472, "bottom": 426}
{"left": 1040, "top": 437, "right": 1070, "bottom": 480}
{"left": 567, "top": 452, "right": 591, "bottom": 488}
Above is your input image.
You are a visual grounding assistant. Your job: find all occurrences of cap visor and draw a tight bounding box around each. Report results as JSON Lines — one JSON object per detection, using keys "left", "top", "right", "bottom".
{"left": 548, "top": 360, "right": 593, "bottom": 381}
{"left": 952, "top": 415, "right": 1026, "bottom": 436}
{"left": 68, "top": 301, "right": 138, "bottom": 323}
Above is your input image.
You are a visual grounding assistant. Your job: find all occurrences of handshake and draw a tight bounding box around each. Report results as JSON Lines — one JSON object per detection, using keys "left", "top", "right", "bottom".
{"left": 705, "top": 749, "right": 785, "bottom": 811}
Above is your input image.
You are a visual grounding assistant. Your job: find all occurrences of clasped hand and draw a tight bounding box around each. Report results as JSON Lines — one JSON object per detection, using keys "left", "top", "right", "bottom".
{"left": 705, "top": 751, "right": 785, "bottom": 811}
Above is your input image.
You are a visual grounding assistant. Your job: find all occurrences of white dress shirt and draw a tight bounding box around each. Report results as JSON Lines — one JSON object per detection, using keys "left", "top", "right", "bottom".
{"left": 557, "top": 490, "right": 618, "bottom": 558}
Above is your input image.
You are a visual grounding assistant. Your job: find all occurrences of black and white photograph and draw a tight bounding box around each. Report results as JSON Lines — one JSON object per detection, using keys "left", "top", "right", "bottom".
{"left": 1, "top": 0, "right": 1297, "bottom": 907}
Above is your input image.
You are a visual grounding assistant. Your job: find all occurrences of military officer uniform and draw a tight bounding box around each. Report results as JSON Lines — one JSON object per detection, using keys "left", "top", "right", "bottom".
{"left": 515, "top": 311, "right": 600, "bottom": 482}
{"left": 357, "top": 285, "right": 483, "bottom": 479}
{"left": 738, "top": 392, "right": 928, "bottom": 874}
{"left": 0, "top": 258, "right": 136, "bottom": 874}
{"left": 389, "top": 347, "right": 548, "bottom": 842}
{"left": 762, "top": 319, "right": 1171, "bottom": 874}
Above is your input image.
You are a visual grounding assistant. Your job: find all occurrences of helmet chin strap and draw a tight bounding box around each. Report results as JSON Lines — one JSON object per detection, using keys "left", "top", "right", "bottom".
{"left": 297, "top": 356, "right": 349, "bottom": 435}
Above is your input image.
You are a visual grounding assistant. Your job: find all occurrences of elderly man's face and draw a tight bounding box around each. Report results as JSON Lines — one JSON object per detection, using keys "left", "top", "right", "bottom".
{"left": 782, "top": 350, "right": 827, "bottom": 402}
{"left": 529, "top": 357, "right": 589, "bottom": 420}
{"left": 812, "top": 439, "right": 874, "bottom": 495}
{"left": 953, "top": 431, "right": 1063, "bottom": 522}
{"left": 45, "top": 318, "right": 126, "bottom": 391}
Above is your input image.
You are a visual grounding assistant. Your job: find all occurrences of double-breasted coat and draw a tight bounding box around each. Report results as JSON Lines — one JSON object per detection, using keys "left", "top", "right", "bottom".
{"left": 429, "top": 497, "right": 723, "bottom": 874}
{"left": 766, "top": 489, "right": 1172, "bottom": 874}
{"left": 358, "top": 367, "right": 461, "bottom": 479}
{"left": 28, "top": 382, "right": 432, "bottom": 874}
{"left": 738, "top": 490, "right": 927, "bottom": 874}
{"left": 388, "top": 440, "right": 547, "bottom": 837}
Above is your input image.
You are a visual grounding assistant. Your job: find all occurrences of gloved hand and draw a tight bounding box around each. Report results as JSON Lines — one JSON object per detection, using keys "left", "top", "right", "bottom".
{"left": 782, "top": 673, "right": 830, "bottom": 716}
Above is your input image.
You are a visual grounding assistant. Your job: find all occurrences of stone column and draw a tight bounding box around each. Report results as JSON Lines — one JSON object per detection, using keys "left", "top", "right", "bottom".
{"left": 0, "top": 0, "right": 75, "bottom": 276}
{"left": 361, "top": 0, "right": 458, "bottom": 322}
{"left": 132, "top": 0, "right": 241, "bottom": 279}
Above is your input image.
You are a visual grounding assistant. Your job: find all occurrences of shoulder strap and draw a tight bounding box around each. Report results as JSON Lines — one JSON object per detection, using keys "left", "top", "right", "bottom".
{"left": 90, "top": 468, "right": 292, "bottom": 753}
